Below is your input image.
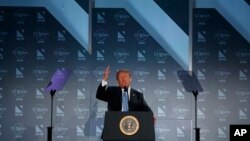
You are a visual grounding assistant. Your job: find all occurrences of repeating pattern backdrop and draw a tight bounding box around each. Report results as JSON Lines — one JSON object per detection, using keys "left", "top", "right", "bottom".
{"left": 0, "top": 4, "right": 249, "bottom": 141}
{"left": 90, "top": 8, "right": 191, "bottom": 141}
{"left": 193, "top": 8, "right": 250, "bottom": 141}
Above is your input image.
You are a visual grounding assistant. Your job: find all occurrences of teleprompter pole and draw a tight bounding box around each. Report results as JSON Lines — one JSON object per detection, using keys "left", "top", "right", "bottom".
{"left": 192, "top": 90, "right": 200, "bottom": 141}
{"left": 47, "top": 90, "right": 56, "bottom": 141}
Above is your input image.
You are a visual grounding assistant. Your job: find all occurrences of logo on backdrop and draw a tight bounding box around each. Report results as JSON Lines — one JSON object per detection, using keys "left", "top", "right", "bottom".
{"left": 133, "top": 67, "right": 150, "bottom": 82}
{"left": 56, "top": 90, "right": 69, "bottom": 102}
{"left": 33, "top": 28, "right": 49, "bottom": 43}
{"left": 214, "top": 68, "right": 231, "bottom": 82}
{"left": 215, "top": 106, "right": 231, "bottom": 121}
{"left": 239, "top": 69, "right": 248, "bottom": 81}
{"left": 155, "top": 124, "right": 170, "bottom": 140}
{"left": 37, "top": 11, "right": 46, "bottom": 23}
{"left": 76, "top": 125, "right": 85, "bottom": 136}
{"left": 154, "top": 87, "right": 170, "bottom": 101}
{"left": 16, "top": 29, "right": 24, "bottom": 40}
{"left": 16, "top": 67, "right": 24, "bottom": 79}
{"left": 35, "top": 125, "right": 44, "bottom": 136}
{"left": 157, "top": 104, "right": 166, "bottom": 118}
{"left": 177, "top": 126, "right": 186, "bottom": 137}
{"left": 218, "top": 126, "right": 227, "bottom": 138}
{"left": 36, "top": 48, "right": 45, "bottom": 60}
{"left": 218, "top": 49, "right": 227, "bottom": 61}
{"left": 158, "top": 68, "right": 167, "bottom": 80}
{"left": 13, "top": 9, "right": 29, "bottom": 24}
{"left": 96, "top": 49, "right": 105, "bottom": 61}
{"left": 194, "top": 10, "right": 210, "bottom": 25}
{"left": 32, "top": 104, "right": 48, "bottom": 119}
{"left": 73, "top": 103, "right": 90, "bottom": 120}
{"left": 12, "top": 47, "right": 28, "bottom": 62}
{"left": 78, "top": 49, "right": 87, "bottom": 61}
{"left": 74, "top": 66, "right": 90, "bottom": 81}
{"left": 54, "top": 48, "right": 70, "bottom": 62}
{"left": 239, "top": 108, "right": 248, "bottom": 120}
{"left": 77, "top": 88, "right": 87, "bottom": 100}
{"left": 197, "top": 69, "right": 206, "bottom": 80}
{"left": 113, "top": 48, "right": 129, "bottom": 63}
{"left": 119, "top": 115, "right": 139, "bottom": 136}
{"left": 97, "top": 12, "right": 105, "bottom": 24}
{"left": 12, "top": 86, "right": 28, "bottom": 101}
{"left": 173, "top": 104, "right": 190, "bottom": 119}
{"left": 36, "top": 88, "right": 45, "bottom": 99}
{"left": 33, "top": 66, "right": 49, "bottom": 81}
{"left": 198, "top": 107, "right": 206, "bottom": 119}
{"left": 56, "top": 105, "right": 65, "bottom": 117}
{"left": 57, "top": 30, "right": 66, "bottom": 41}
{"left": 54, "top": 123, "right": 68, "bottom": 139}
{"left": 134, "top": 29, "right": 150, "bottom": 45}
{"left": 235, "top": 48, "right": 250, "bottom": 63}
{"left": 176, "top": 89, "right": 186, "bottom": 100}
{"left": 93, "top": 29, "right": 109, "bottom": 44}
{"left": 215, "top": 29, "right": 231, "bottom": 45}
{"left": 154, "top": 49, "right": 170, "bottom": 64}
{"left": 117, "top": 31, "right": 126, "bottom": 42}
{"left": 235, "top": 87, "right": 250, "bottom": 103}
{"left": 218, "top": 88, "right": 227, "bottom": 100}
{"left": 138, "top": 50, "right": 146, "bottom": 62}
{"left": 193, "top": 48, "right": 209, "bottom": 63}
{"left": 11, "top": 123, "right": 27, "bottom": 138}
{"left": 114, "top": 10, "right": 130, "bottom": 26}
{"left": 199, "top": 124, "right": 210, "bottom": 140}
{"left": 15, "top": 105, "right": 23, "bottom": 117}
{"left": 197, "top": 31, "right": 206, "bottom": 43}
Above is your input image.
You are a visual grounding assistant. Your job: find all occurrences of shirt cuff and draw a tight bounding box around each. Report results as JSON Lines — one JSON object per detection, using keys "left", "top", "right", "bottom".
{"left": 101, "top": 80, "right": 108, "bottom": 86}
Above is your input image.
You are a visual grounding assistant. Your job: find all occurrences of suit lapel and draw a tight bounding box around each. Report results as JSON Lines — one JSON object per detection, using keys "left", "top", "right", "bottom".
{"left": 129, "top": 89, "right": 137, "bottom": 111}
{"left": 129, "top": 89, "right": 136, "bottom": 102}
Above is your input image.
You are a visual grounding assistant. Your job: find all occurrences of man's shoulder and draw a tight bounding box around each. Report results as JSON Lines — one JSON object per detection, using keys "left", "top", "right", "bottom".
{"left": 131, "top": 88, "right": 143, "bottom": 95}
{"left": 107, "top": 86, "right": 119, "bottom": 90}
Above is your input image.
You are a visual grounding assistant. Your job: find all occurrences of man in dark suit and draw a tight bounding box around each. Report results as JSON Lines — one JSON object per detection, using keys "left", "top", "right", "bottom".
{"left": 96, "top": 65, "right": 153, "bottom": 112}
{"left": 96, "top": 66, "right": 155, "bottom": 140}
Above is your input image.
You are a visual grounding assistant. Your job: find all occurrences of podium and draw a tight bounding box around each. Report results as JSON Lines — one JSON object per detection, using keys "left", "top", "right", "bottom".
{"left": 102, "top": 111, "right": 155, "bottom": 141}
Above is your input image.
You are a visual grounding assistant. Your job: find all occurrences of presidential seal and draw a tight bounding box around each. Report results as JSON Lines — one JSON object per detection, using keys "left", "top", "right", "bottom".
{"left": 119, "top": 115, "right": 139, "bottom": 136}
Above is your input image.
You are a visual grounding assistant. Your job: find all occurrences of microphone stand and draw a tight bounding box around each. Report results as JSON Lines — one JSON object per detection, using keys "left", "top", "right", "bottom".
{"left": 47, "top": 89, "right": 56, "bottom": 141}
{"left": 192, "top": 90, "right": 200, "bottom": 141}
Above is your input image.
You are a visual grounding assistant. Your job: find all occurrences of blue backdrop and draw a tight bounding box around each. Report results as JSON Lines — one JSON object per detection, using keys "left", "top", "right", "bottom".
{"left": 0, "top": 1, "right": 250, "bottom": 141}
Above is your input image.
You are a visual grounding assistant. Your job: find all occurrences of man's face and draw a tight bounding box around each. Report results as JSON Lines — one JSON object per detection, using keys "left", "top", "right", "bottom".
{"left": 117, "top": 72, "right": 132, "bottom": 88}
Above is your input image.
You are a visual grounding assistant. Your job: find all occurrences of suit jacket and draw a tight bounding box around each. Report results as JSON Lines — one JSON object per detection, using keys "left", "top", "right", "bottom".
{"left": 96, "top": 84, "right": 152, "bottom": 112}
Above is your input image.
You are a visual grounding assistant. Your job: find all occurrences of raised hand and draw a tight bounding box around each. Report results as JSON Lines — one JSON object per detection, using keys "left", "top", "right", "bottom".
{"left": 103, "top": 65, "right": 110, "bottom": 81}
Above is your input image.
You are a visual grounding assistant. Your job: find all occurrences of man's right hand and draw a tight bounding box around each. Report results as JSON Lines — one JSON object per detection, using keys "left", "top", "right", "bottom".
{"left": 103, "top": 65, "right": 110, "bottom": 81}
